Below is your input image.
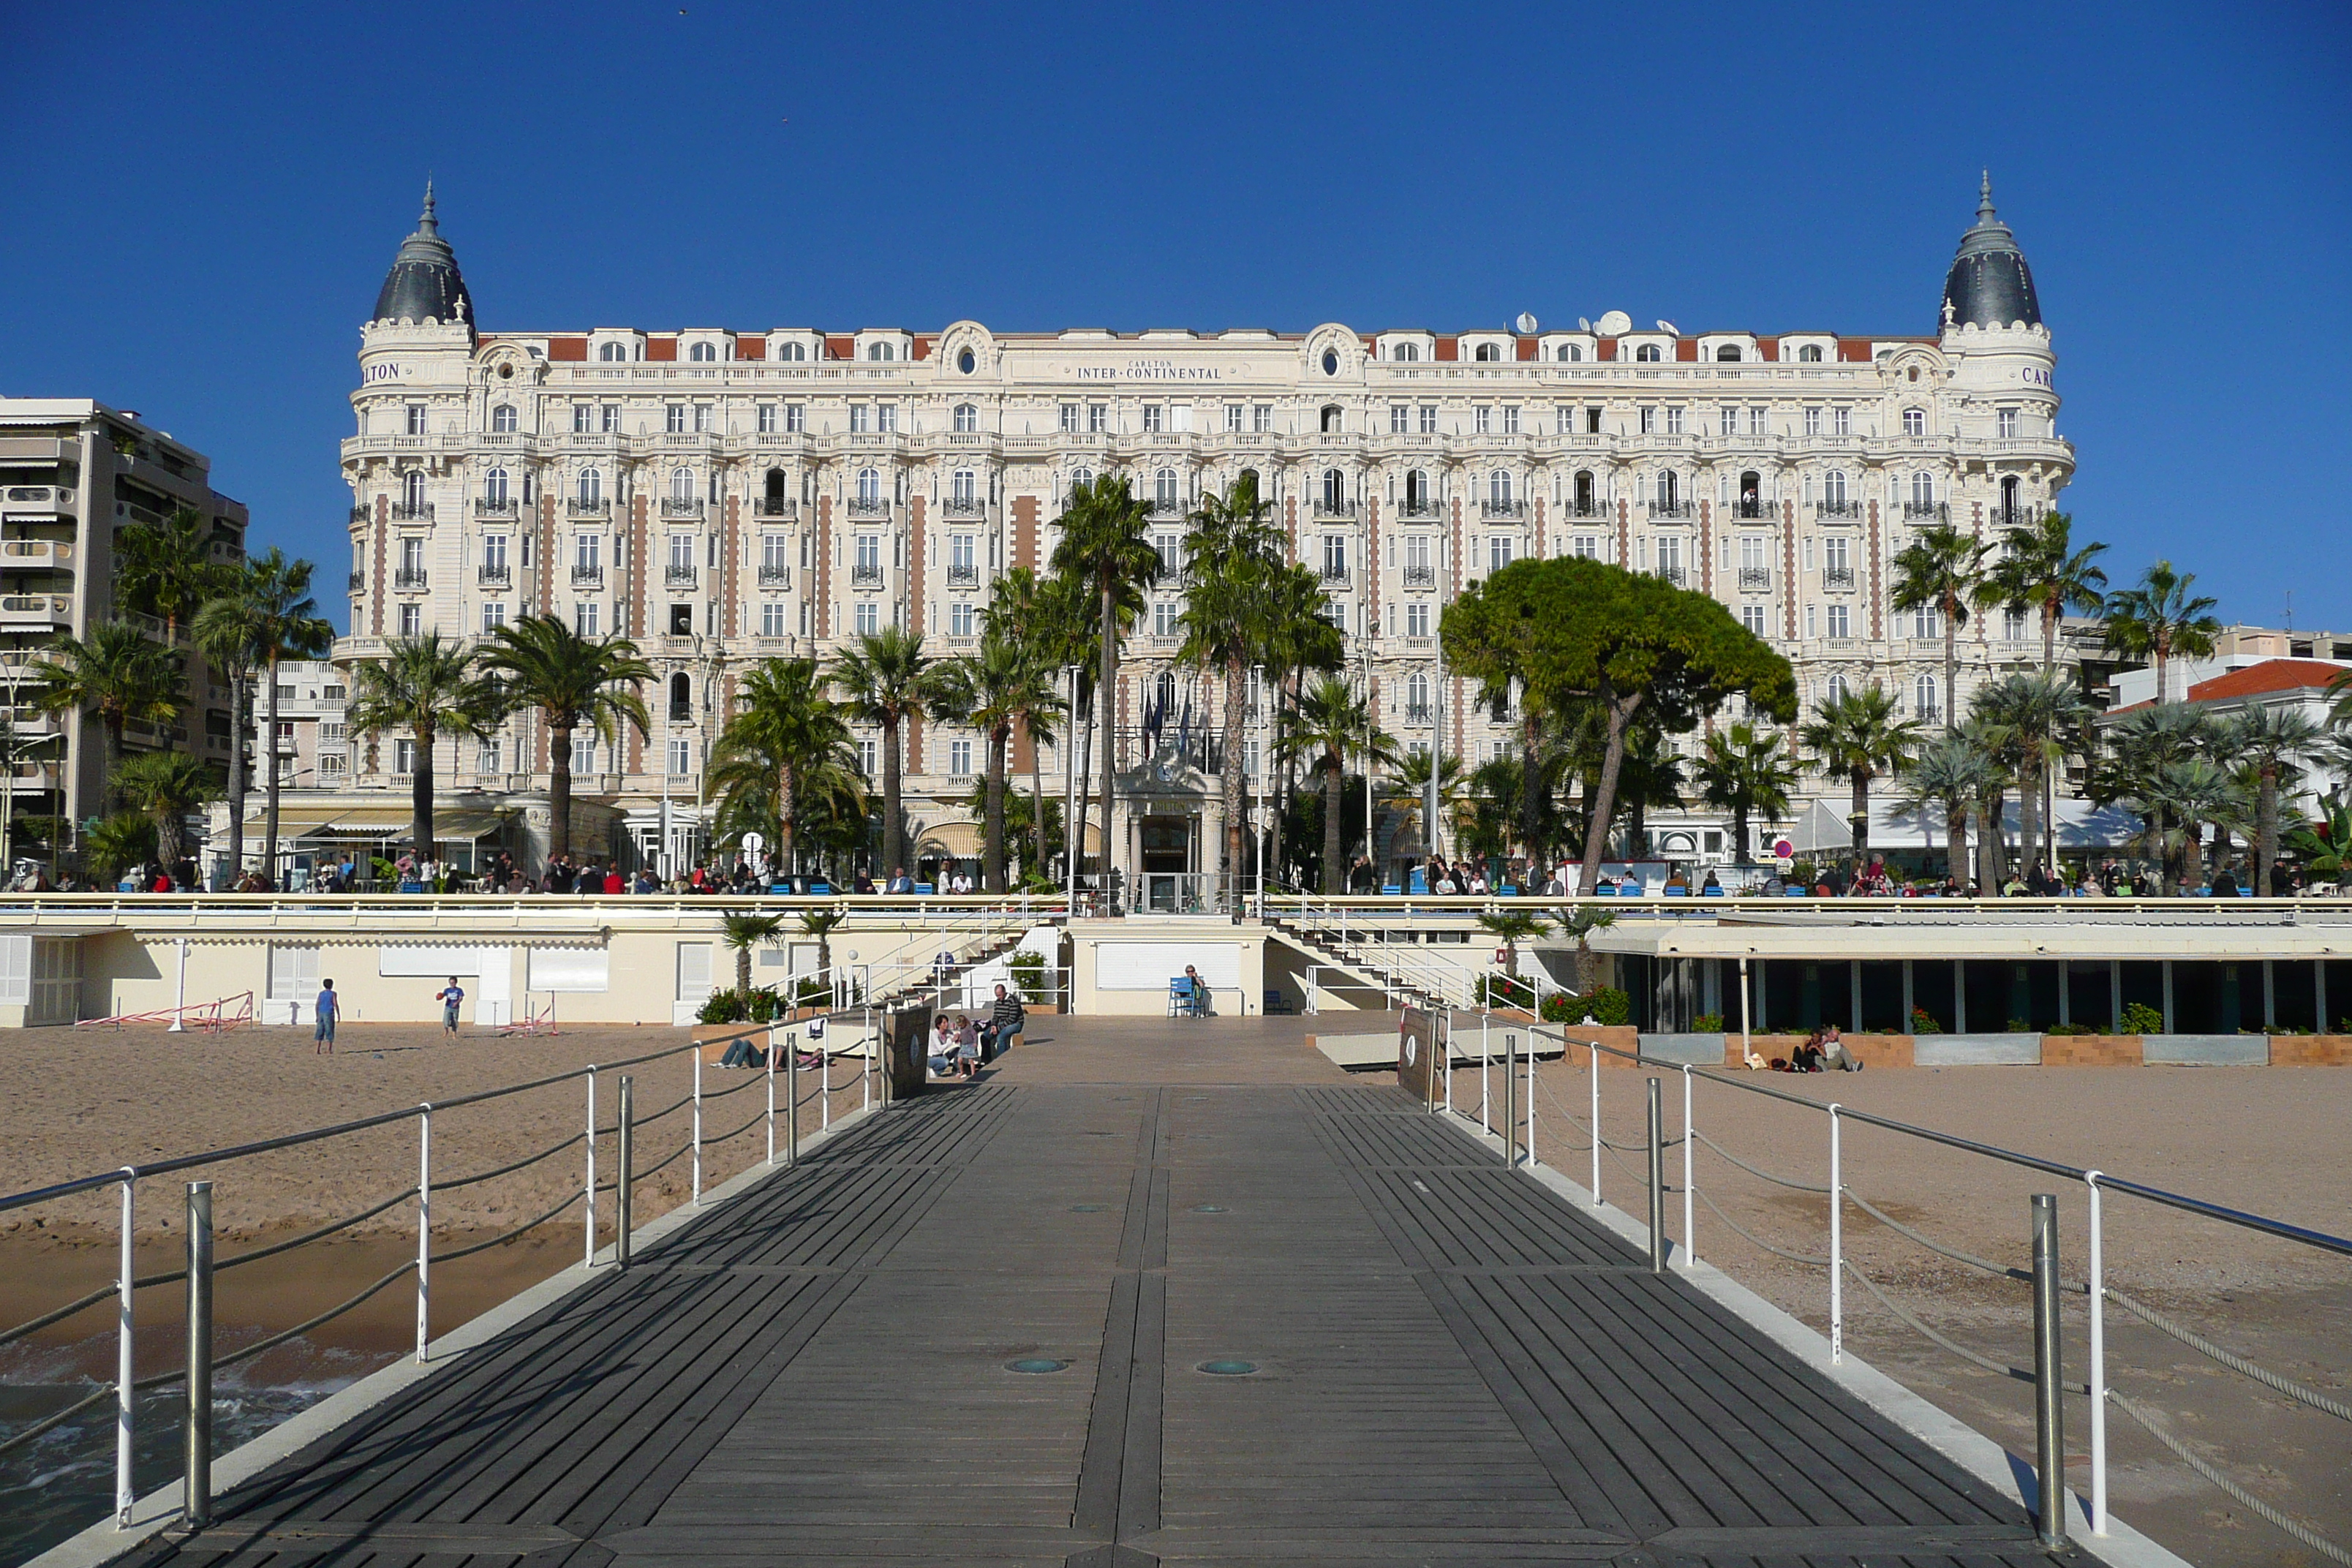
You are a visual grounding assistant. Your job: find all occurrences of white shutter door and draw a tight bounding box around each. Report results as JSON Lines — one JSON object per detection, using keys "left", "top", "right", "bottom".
{"left": 0, "top": 935, "right": 30, "bottom": 1006}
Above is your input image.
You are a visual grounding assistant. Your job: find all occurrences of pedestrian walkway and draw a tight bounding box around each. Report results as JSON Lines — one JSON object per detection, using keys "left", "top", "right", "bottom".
{"left": 116, "top": 1019, "right": 2068, "bottom": 1567}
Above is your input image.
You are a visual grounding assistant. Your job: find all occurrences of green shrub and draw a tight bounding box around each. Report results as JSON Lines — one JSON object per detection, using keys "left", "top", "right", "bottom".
{"left": 1007, "top": 951, "right": 1047, "bottom": 1001}
{"left": 1790, "top": 860, "right": 1817, "bottom": 886}
{"left": 2043, "top": 1022, "right": 2097, "bottom": 1036}
{"left": 696, "top": 989, "right": 748, "bottom": 1025}
{"left": 2006, "top": 1017, "right": 2032, "bottom": 1034}
{"left": 1540, "top": 992, "right": 1583, "bottom": 1024}
{"left": 1482, "top": 974, "right": 1535, "bottom": 1010}
{"left": 1910, "top": 1006, "right": 1942, "bottom": 1034}
{"left": 2119, "top": 1001, "right": 2165, "bottom": 1036}
{"left": 1691, "top": 1012, "right": 1726, "bottom": 1033}
{"left": 1587, "top": 987, "right": 1631, "bottom": 1027}
{"left": 698, "top": 985, "right": 786, "bottom": 1024}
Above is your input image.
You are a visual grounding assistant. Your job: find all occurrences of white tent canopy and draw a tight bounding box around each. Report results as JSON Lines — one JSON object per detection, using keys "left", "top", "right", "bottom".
{"left": 1780, "top": 798, "right": 2142, "bottom": 856}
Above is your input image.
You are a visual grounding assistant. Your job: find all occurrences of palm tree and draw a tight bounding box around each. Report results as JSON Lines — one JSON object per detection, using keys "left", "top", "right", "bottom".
{"left": 1177, "top": 472, "right": 1285, "bottom": 916}
{"left": 1694, "top": 721, "right": 1798, "bottom": 864}
{"left": 1959, "top": 715, "right": 2018, "bottom": 891}
{"left": 1279, "top": 676, "right": 1397, "bottom": 894}
{"left": 1561, "top": 906, "right": 1616, "bottom": 995}
{"left": 1477, "top": 909, "right": 1550, "bottom": 980}
{"left": 345, "top": 633, "right": 498, "bottom": 864}
{"left": 1383, "top": 750, "right": 1467, "bottom": 872}
{"left": 1890, "top": 524, "right": 1986, "bottom": 731}
{"left": 930, "top": 630, "right": 1028, "bottom": 892}
{"left": 708, "top": 657, "right": 860, "bottom": 876}
{"left": 478, "top": 615, "right": 654, "bottom": 867}
{"left": 111, "top": 752, "right": 220, "bottom": 872}
{"left": 2226, "top": 704, "right": 2321, "bottom": 895}
{"left": 721, "top": 911, "right": 785, "bottom": 994}
{"left": 81, "top": 812, "right": 157, "bottom": 887}
{"left": 191, "top": 589, "right": 268, "bottom": 883}
{"left": 1978, "top": 511, "right": 2108, "bottom": 672}
{"left": 2103, "top": 560, "right": 2222, "bottom": 706}
{"left": 981, "top": 568, "right": 1070, "bottom": 879}
{"left": 1891, "top": 733, "right": 1993, "bottom": 889}
{"left": 1613, "top": 724, "right": 1687, "bottom": 863}
{"left": 31, "top": 620, "right": 181, "bottom": 788}
{"left": 828, "top": 626, "right": 935, "bottom": 880}
{"left": 114, "top": 505, "right": 223, "bottom": 644}
{"left": 240, "top": 551, "right": 335, "bottom": 884}
{"left": 2125, "top": 758, "right": 2246, "bottom": 894}
{"left": 1048, "top": 473, "right": 1158, "bottom": 892}
{"left": 1969, "top": 671, "right": 2094, "bottom": 871}
{"left": 1257, "top": 565, "right": 1347, "bottom": 881}
{"left": 1798, "top": 684, "right": 1919, "bottom": 865}
{"left": 799, "top": 908, "right": 847, "bottom": 994}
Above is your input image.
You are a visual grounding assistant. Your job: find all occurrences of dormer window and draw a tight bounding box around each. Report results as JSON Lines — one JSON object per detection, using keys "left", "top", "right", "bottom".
{"left": 688, "top": 342, "right": 717, "bottom": 362}
{"left": 776, "top": 340, "right": 807, "bottom": 362}
{"left": 1798, "top": 344, "right": 1824, "bottom": 363}
{"left": 867, "top": 342, "right": 897, "bottom": 362}
{"left": 1716, "top": 345, "right": 1742, "bottom": 361}
{"left": 1473, "top": 342, "right": 1501, "bottom": 362}
{"left": 1392, "top": 342, "right": 1420, "bottom": 362}
{"left": 1635, "top": 344, "right": 1662, "bottom": 363}
{"left": 1556, "top": 344, "right": 1583, "bottom": 362}
{"left": 598, "top": 342, "right": 627, "bottom": 362}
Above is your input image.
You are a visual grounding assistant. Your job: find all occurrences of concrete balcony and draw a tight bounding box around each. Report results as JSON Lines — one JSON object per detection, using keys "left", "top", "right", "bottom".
{"left": 0, "top": 538, "right": 75, "bottom": 570}
{"left": 0, "top": 594, "right": 72, "bottom": 629}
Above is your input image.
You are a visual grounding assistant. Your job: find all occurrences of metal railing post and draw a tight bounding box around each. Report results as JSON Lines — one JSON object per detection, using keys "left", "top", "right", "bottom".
{"left": 415, "top": 1105, "right": 432, "bottom": 1361}
{"left": 1480, "top": 1014, "right": 1491, "bottom": 1136}
{"left": 820, "top": 1035, "right": 831, "bottom": 1129}
{"left": 584, "top": 1070, "right": 598, "bottom": 1267}
{"left": 690, "top": 1047, "right": 704, "bottom": 1205}
{"left": 616, "top": 1077, "right": 635, "bottom": 1270}
{"left": 862, "top": 1006, "right": 872, "bottom": 1112}
{"left": 1681, "top": 1066, "right": 1695, "bottom": 1269}
{"left": 183, "top": 1180, "right": 213, "bottom": 1529}
{"left": 765, "top": 1033, "right": 778, "bottom": 1164}
{"left": 2086, "top": 1171, "right": 2108, "bottom": 1536}
{"left": 115, "top": 1171, "right": 134, "bottom": 1526}
{"left": 2032, "top": 1192, "right": 2067, "bottom": 1549}
{"left": 1522, "top": 1033, "right": 1534, "bottom": 1165}
{"left": 1828, "top": 1104, "right": 1844, "bottom": 1363}
{"left": 1646, "top": 1078, "right": 1665, "bottom": 1272}
{"left": 1589, "top": 1041, "right": 1602, "bottom": 1205}
{"left": 1502, "top": 1019, "right": 1515, "bottom": 1163}
{"left": 785, "top": 1033, "right": 799, "bottom": 1164}
{"left": 1443, "top": 1011, "right": 1452, "bottom": 1115}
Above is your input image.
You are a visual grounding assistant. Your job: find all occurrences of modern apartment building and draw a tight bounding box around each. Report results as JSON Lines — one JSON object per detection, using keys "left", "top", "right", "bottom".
{"left": 0, "top": 399, "right": 246, "bottom": 845}
{"left": 334, "top": 180, "right": 2073, "bottom": 876}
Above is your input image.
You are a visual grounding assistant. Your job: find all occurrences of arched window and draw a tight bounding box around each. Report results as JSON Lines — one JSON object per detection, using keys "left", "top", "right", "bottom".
{"left": 490, "top": 404, "right": 516, "bottom": 433}
{"left": 856, "top": 467, "right": 883, "bottom": 507}
{"left": 1320, "top": 405, "right": 1342, "bottom": 433}
{"left": 1473, "top": 342, "right": 1500, "bottom": 362}
{"left": 1155, "top": 670, "right": 1177, "bottom": 714}
{"left": 484, "top": 467, "right": 508, "bottom": 506}
{"left": 598, "top": 342, "right": 627, "bottom": 361}
{"left": 1912, "top": 471, "right": 1935, "bottom": 509}
{"left": 1156, "top": 468, "right": 1178, "bottom": 510}
{"left": 402, "top": 470, "right": 426, "bottom": 511}
{"left": 1798, "top": 344, "right": 1824, "bottom": 363}
{"left": 1716, "top": 344, "right": 1742, "bottom": 362}
{"left": 1238, "top": 467, "right": 1258, "bottom": 494}
{"left": 1556, "top": 343, "right": 1583, "bottom": 362}
{"left": 1915, "top": 674, "right": 1940, "bottom": 722}
{"left": 1902, "top": 407, "right": 1926, "bottom": 437}
{"left": 953, "top": 403, "right": 978, "bottom": 433}
{"left": 1825, "top": 674, "right": 1849, "bottom": 706}
{"left": 1488, "top": 470, "right": 1512, "bottom": 509}
{"left": 1392, "top": 342, "right": 1420, "bottom": 362}
{"left": 1655, "top": 471, "right": 1680, "bottom": 510}
{"left": 1824, "top": 470, "right": 1848, "bottom": 507}
{"left": 777, "top": 340, "right": 806, "bottom": 362}
{"left": 1322, "top": 468, "right": 1344, "bottom": 512}
{"left": 1574, "top": 470, "right": 1595, "bottom": 514}
{"left": 952, "top": 469, "right": 977, "bottom": 505}
{"left": 1738, "top": 470, "right": 1762, "bottom": 518}
{"left": 688, "top": 342, "right": 717, "bottom": 362}
{"left": 764, "top": 467, "right": 786, "bottom": 506}
{"left": 1071, "top": 467, "right": 1094, "bottom": 495}
{"left": 867, "top": 342, "right": 896, "bottom": 362}
{"left": 671, "top": 468, "right": 693, "bottom": 503}
{"left": 1404, "top": 469, "right": 1431, "bottom": 513}
{"left": 1635, "top": 344, "right": 1662, "bottom": 362}
{"left": 2000, "top": 475, "right": 2021, "bottom": 521}
{"left": 1407, "top": 673, "right": 1430, "bottom": 715}
{"left": 577, "top": 467, "right": 602, "bottom": 505}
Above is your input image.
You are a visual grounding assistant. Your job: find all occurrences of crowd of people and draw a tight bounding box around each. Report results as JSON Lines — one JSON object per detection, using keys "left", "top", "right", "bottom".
{"left": 1334, "top": 848, "right": 2303, "bottom": 900}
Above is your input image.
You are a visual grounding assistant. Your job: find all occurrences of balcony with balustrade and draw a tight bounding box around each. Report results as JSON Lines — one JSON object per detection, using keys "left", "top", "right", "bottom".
{"left": 348, "top": 505, "right": 371, "bottom": 525}
{"left": 1736, "top": 566, "right": 1772, "bottom": 591}
{"left": 851, "top": 563, "right": 886, "bottom": 588}
{"left": 1647, "top": 500, "right": 1695, "bottom": 520}
{"left": 1560, "top": 499, "right": 1604, "bottom": 519}
{"left": 569, "top": 497, "right": 610, "bottom": 518}
{"left": 390, "top": 503, "right": 434, "bottom": 522}
{"left": 347, "top": 570, "right": 364, "bottom": 592}
{"left": 666, "top": 565, "right": 698, "bottom": 589}
{"left": 1655, "top": 565, "right": 1685, "bottom": 585}
{"left": 944, "top": 562, "right": 980, "bottom": 588}
{"left": 1727, "top": 498, "right": 1774, "bottom": 521}
{"left": 753, "top": 497, "right": 796, "bottom": 519}
{"left": 1817, "top": 499, "right": 1863, "bottom": 520}
{"left": 475, "top": 497, "right": 519, "bottom": 517}
{"left": 660, "top": 499, "right": 705, "bottom": 519}
{"left": 1313, "top": 497, "right": 1357, "bottom": 519}
{"left": 1482, "top": 499, "right": 1528, "bottom": 520}
{"left": 1823, "top": 565, "right": 1856, "bottom": 590}
{"left": 0, "top": 485, "right": 75, "bottom": 516}
{"left": 1904, "top": 501, "right": 1950, "bottom": 522}
{"left": 478, "top": 564, "right": 512, "bottom": 587}
{"left": 845, "top": 497, "right": 892, "bottom": 519}
{"left": 1400, "top": 564, "right": 1436, "bottom": 588}
{"left": 941, "top": 497, "right": 988, "bottom": 519}
{"left": 572, "top": 563, "right": 605, "bottom": 587}
{"left": 757, "top": 564, "right": 792, "bottom": 587}
{"left": 1399, "top": 497, "right": 1444, "bottom": 519}
{"left": 393, "top": 567, "right": 429, "bottom": 592}
{"left": 1318, "top": 563, "right": 1352, "bottom": 586}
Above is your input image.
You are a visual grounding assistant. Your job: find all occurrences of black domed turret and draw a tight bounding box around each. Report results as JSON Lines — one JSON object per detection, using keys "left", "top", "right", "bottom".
{"left": 372, "top": 183, "right": 475, "bottom": 330}
{"left": 1939, "top": 173, "right": 2040, "bottom": 331}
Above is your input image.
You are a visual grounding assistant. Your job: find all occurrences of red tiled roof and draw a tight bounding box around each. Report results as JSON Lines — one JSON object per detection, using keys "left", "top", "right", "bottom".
{"left": 2185, "top": 659, "right": 2347, "bottom": 703}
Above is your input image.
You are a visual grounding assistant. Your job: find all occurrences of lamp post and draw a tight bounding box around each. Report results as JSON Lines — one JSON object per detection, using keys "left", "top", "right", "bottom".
{"left": 1063, "top": 663, "right": 1081, "bottom": 915}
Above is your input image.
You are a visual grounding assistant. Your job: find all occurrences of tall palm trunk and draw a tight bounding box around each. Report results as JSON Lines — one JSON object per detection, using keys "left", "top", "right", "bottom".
{"left": 2041, "top": 602, "right": 2059, "bottom": 672}
{"left": 1071, "top": 687, "right": 1093, "bottom": 890}
{"left": 2256, "top": 764, "right": 2280, "bottom": 897}
{"left": 1096, "top": 585, "right": 1118, "bottom": 895}
{"left": 221, "top": 674, "right": 249, "bottom": 884}
{"left": 1849, "top": 770, "right": 1871, "bottom": 864}
{"left": 263, "top": 648, "right": 285, "bottom": 886}
{"left": 881, "top": 713, "right": 904, "bottom": 875}
{"left": 1577, "top": 702, "right": 1633, "bottom": 894}
{"left": 1222, "top": 659, "right": 1245, "bottom": 921}
{"left": 1942, "top": 599, "right": 1959, "bottom": 731}
{"left": 410, "top": 719, "right": 437, "bottom": 867}
{"left": 984, "top": 722, "right": 1009, "bottom": 892}
{"left": 1946, "top": 801, "right": 1969, "bottom": 889}
{"left": 2017, "top": 758, "right": 2042, "bottom": 872}
{"left": 1519, "top": 708, "right": 1544, "bottom": 863}
{"left": 775, "top": 761, "right": 797, "bottom": 875}
{"left": 1320, "top": 753, "right": 1343, "bottom": 895}
{"left": 548, "top": 722, "right": 575, "bottom": 864}
{"left": 1028, "top": 717, "right": 1045, "bottom": 886}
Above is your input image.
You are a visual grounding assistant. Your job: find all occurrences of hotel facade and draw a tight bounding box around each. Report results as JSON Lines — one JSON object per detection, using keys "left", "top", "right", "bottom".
{"left": 331, "top": 181, "right": 2071, "bottom": 878}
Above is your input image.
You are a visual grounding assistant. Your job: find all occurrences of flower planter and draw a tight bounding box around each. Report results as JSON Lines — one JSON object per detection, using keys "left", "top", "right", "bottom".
{"left": 1912, "top": 1033, "right": 2041, "bottom": 1067}
{"left": 2141, "top": 1033, "right": 2267, "bottom": 1066}
{"left": 2037, "top": 1033, "right": 2145, "bottom": 1066}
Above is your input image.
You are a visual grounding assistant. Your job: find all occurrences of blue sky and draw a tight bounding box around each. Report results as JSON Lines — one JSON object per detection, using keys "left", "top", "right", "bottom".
{"left": 2, "top": 2, "right": 2347, "bottom": 633}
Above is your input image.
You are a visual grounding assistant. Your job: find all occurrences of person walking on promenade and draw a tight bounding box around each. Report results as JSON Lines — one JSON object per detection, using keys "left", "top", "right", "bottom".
{"left": 436, "top": 977, "right": 464, "bottom": 1037}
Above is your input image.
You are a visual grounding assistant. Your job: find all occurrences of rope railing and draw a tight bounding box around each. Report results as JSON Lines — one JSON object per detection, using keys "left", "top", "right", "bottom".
{"left": 1691, "top": 1129, "right": 1831, "bottom": 1194}
{"left": 2103, "top": 1287, "right": 2352, "bottom": 1424}
{"left": 2107, "top": 1392, "right": 2352, "bottom": 1567}
{"left": 431, "top": 1192, "right": 586, "bottom": 1266}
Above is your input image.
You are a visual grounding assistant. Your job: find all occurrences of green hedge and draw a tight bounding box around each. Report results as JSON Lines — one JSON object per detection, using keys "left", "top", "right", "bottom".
{"left": 1538, "top": 987, "right": 1629, "bottom": 1026}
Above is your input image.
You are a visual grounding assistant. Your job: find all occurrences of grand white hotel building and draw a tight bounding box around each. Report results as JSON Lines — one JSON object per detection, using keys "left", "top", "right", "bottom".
{"left": 332, "top": 181, "right": 2070, "bottom": 878}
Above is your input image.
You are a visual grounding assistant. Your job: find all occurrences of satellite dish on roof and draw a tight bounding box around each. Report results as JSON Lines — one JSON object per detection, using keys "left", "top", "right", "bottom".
{"left": 1515, "top": 312, "right": 1539, "bottom": 334}
{"left": 1595, "top": 310, "right": 1631, "bottom": 335}
{"left": 1656, "top": 320, "right": 1679, "bottom": 335}
{"left": 1577, "top": 318, "right": 1591, "bottom": 333}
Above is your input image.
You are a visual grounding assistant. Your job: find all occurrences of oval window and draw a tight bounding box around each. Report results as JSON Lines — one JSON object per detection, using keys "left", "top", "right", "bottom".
{"left": 497, "top": 363, "right": 513, "bottom": 380}
{"left": 958, "top": 348, "right": 976, "bottom": 374}
{"left": 1322, "top": 350, "right": 1339, "bottom": 376}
